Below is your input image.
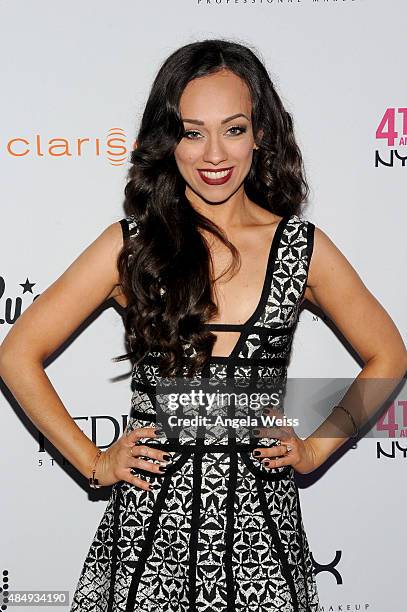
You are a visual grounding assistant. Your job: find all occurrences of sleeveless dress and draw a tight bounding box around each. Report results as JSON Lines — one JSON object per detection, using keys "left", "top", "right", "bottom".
{"left": 70, "top": 213, "right": 320, "bottom": 612}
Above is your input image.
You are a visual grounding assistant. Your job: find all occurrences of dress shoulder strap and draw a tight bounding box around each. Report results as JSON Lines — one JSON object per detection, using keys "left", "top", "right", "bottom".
{"left": 303, "top": 218, "right": 315, "bottom": 276}
{"left": 286, "top": 214, "right": 315, "bottom": 267}
{"left": 119, "top": 214, "right": 140, "bottom": 241}
{"left": 282, "top": 214, "right": 315, "bottom": 302}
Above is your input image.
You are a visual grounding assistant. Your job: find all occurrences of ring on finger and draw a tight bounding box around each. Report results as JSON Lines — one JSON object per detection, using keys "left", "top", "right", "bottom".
{"left": 264, "top": 448, "right": 288, "bottom": 467}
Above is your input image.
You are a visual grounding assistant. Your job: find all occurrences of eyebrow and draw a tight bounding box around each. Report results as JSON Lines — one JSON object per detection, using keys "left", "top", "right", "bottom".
{"left": 181, "top": 113, "right": 250, "bottom": 125}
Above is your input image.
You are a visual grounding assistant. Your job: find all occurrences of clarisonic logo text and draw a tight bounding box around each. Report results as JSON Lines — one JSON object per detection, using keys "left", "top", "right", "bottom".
{"left": 4, "top": 128, "right": 134, "bottom": 166}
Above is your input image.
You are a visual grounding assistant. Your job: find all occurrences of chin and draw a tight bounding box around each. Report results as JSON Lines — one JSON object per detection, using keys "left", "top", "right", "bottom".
{"left": 186, "top": 175, "right": 245, "bottom": 202}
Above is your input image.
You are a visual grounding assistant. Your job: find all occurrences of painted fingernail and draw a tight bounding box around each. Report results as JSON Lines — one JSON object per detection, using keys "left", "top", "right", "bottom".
{"left": 163, "top": 454, "right": 172, "bottom": 461}
{"left": 155, "top": 428, "right": 163, "bottom": 435}
{"left": 263, "top": 461, "right": 270, "bottom": 467}
{"left": 252, "top": 450, "right": 261, "bottom": 456}
{"left": 158, "top": 465, "right": 167, "bottom": 472}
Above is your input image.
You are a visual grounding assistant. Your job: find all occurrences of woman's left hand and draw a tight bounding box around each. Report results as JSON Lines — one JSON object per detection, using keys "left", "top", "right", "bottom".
{"left": 252, "top": 409, "right": 322, "bottom": 475}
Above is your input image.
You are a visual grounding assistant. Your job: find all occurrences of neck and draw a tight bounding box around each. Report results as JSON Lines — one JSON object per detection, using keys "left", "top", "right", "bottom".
{"left": 185, "top": 184, "right": 252, "bottom": 231}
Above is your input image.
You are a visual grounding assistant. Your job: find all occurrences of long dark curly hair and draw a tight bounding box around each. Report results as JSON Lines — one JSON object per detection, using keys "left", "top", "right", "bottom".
{"left": 114, "top": 38, "right": 310, "bottom": 379}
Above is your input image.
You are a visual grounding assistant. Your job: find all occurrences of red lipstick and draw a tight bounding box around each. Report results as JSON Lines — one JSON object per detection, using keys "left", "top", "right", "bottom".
{"left": 197, "top": 167, "right": 234, "bottom": 185}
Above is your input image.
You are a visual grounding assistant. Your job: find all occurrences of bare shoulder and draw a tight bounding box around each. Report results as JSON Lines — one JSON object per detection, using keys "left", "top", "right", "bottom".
{"left": 306, "top": 226, "right": 345, "bottom": 290}
{"left": 80, "top": 219, "right": 125, "bottom": 300}
{"left": 304, "top": 225, "right": 358, "bottom": 306}
{"left": 102, "top": 220, "right": 127, "bottom": 302}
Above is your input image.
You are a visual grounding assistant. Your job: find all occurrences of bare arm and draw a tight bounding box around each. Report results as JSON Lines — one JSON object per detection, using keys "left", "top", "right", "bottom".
{"left": 305, "top": 226, "right": 407, "bottom": 463}
{"left": 0, "top": 220, "right": 126, "bottom": 482}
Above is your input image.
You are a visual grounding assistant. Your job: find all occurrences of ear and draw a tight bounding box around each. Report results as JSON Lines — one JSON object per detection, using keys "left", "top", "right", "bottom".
{"left": 254, "top": 128, "right": 263, "bottom": 149}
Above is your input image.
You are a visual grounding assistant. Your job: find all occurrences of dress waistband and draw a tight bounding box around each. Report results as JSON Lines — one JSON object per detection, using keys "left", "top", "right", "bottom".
{"left": 130, "top": 409, "right": 284, "bottom": 452}
{"left": 139, "top": 440, "right": 269, "bottom": 453}
{"left": 130, "top": 408, "right": 157, "bottom": 421}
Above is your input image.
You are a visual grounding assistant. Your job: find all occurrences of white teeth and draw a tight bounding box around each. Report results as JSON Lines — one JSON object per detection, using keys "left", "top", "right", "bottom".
{"left": 200, "top": 169, "right": 231, "bottom": 179}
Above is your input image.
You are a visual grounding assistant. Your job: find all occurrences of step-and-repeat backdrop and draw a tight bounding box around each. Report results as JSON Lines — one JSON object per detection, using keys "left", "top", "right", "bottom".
{"left": 1, "top": 1, "right": 406, "bottom": 611}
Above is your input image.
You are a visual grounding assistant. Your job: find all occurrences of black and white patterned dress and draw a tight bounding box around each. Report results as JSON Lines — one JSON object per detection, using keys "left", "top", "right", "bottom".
{"left": 71, "top": 213, "right": 320, "bottom": 612}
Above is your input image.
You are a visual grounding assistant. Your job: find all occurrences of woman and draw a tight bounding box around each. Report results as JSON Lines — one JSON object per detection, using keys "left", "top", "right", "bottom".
{"left": 0, "top": 39, "right": 406, "bottom": 612}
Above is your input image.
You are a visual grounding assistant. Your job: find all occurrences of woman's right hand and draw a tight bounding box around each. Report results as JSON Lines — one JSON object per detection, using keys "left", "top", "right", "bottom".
{"left": 94, "top": 426, "right": 172, "bottom": 491}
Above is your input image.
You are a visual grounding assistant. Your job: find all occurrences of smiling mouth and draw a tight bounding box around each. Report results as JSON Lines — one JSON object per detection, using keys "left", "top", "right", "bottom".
{"left": 197, "top": 167, "right": 234, "bottom": 185}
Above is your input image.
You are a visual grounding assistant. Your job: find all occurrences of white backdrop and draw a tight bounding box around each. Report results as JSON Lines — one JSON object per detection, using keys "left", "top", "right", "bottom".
{"left": 1, "top": 1, "right": 406, "bottom": 611}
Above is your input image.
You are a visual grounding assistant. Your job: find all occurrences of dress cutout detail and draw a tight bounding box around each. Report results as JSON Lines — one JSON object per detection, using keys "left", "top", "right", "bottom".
{"left": 70, "top": 213, "right": 320, "bottom": 612}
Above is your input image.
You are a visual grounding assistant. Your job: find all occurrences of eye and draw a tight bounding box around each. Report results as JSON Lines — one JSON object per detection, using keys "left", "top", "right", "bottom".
{"left": 182, "top": 124, "right": 248, "bottom": 140}
{"left": 183, "top": 130, "right": 202, "bottom": 140}
{"left": 227, "top": 125, "right": 247, "bottom": 136}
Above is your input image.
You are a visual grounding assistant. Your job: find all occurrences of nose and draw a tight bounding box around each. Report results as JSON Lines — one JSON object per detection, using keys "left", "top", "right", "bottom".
{"left": 202, "top": 134, "right": 228, "bottom": 165}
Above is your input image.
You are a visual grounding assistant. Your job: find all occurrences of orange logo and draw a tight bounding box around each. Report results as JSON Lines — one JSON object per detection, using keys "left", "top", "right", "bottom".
{"left": 6, "top": 128, "right": 136, "bottom": 166}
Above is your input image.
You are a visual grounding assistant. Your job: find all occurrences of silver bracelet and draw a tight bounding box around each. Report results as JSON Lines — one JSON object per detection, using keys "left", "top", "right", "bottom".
{"left": 89, "top": 449, "right": 103, "bottom": 489}
{"left": 332, "top": 405, "right": 359, "bottom": 438}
